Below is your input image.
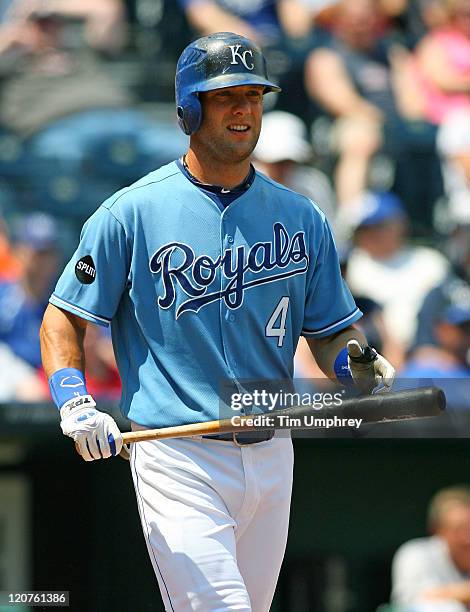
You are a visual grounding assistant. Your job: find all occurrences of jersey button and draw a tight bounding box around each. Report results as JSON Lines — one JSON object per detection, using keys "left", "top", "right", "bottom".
{"left": 229, "top": 314, "right": 235, "bottom": 322}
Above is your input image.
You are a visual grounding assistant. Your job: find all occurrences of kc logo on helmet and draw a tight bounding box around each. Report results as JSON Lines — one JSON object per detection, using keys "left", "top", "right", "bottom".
{"left": 228, "top": 45, "right": 254, "bottom": 70}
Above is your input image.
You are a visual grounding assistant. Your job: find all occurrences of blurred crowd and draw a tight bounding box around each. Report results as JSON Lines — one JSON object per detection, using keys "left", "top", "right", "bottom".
{"left": 0, "top": 0, "right": 469, "bottom": 403}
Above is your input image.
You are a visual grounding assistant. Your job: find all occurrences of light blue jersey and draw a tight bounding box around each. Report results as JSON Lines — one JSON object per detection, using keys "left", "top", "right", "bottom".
{"left": 50, "top": 161, "right": 361, "bottom": 427}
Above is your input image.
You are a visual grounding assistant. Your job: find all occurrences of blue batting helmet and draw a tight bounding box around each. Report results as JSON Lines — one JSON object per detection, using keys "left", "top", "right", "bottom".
{"left": 175, "top": 32, "right": 281, "bottom": 135}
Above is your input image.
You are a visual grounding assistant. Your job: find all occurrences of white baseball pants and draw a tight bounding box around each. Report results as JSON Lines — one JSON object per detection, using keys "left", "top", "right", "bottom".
{"left": 130, "top": 434, "right": 294, "bottom": 611}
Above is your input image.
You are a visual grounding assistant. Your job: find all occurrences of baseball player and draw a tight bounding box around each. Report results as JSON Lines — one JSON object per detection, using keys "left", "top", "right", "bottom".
{"left": 40, "top": 32, "right": 395, "bottom": 612}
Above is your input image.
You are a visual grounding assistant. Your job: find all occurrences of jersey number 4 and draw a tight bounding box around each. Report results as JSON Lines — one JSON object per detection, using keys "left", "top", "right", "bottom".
{"left": 265, "top": 297, "right": 289, "bottom": 347}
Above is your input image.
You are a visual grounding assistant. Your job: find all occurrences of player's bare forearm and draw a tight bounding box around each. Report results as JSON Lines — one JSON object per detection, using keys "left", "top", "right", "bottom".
{"left": 41, "top": 305, "right": 123, "bottom": 461}
{"left": 306, "top": 325, "right": 367, "bottom": 381}
{"left": 40, "top": 304, "right": 87, "bottom": 378}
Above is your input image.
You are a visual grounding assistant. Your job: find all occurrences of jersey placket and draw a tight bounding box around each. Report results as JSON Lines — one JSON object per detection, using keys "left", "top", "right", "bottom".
{"left": 219, "top": 206, "right": 239, "bottom": 381}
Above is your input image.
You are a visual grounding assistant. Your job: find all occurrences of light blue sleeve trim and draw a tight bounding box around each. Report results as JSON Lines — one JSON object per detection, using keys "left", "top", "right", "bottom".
{"left": 49, "top": 294, "right": 111, "bottom": 327}
{"left": 301, "top": 308, "right": 362, "bottom": 338}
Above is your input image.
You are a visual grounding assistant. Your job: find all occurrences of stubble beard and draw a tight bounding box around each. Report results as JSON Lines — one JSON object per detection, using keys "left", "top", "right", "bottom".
{"left": 197, "top": 125, "right": 261, "bottom": 166}
{"left": 215, "top": 138, "right": 257, "bottom": 164}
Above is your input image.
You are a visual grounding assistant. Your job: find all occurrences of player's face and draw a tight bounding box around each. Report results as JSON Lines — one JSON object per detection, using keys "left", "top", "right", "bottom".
{"left": 195, "top": 85, "right": 264, "bottom": 164}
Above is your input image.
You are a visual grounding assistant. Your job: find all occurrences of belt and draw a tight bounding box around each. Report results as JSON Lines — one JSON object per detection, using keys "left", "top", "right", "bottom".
{"left": 202, "top": 430, "right": 275, "bottom": 446}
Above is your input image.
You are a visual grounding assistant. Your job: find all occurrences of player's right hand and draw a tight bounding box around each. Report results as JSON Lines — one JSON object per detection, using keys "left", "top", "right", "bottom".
{"left": 59, "top": 395, "right": 123, "bottom": 461}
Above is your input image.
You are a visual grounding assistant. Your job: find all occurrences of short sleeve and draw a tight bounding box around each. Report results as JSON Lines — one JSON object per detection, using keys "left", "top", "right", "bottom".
{"left": 302, "top": 218, "right": 361, "bottom": 337}
{"left": 50, "top": 207, "right": 130, "bottom": 327}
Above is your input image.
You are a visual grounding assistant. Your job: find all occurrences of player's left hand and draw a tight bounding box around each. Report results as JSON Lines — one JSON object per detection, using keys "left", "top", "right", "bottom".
{"left": 347, "top": 339, "right": 395, "bottom": 394}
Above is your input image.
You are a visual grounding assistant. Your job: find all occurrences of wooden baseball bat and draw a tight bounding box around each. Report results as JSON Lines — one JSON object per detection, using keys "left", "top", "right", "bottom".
{"left": 120, "top": 386, "right": 446, "bottom": 445}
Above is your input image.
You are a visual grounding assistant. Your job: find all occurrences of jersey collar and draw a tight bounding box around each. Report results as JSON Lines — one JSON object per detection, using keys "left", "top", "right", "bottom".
{"left": 179, "top": 156, "right": 255, "bottom": 195}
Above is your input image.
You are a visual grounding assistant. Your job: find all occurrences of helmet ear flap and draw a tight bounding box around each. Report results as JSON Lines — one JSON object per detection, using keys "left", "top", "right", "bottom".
{"left": 177, "top": 95, "right": 202, "bottom": 136}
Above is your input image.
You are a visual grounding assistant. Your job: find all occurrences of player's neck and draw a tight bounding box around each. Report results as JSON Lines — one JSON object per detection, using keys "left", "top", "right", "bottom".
{"left": 184, "top": 149, "right": 251, "bottom": 190}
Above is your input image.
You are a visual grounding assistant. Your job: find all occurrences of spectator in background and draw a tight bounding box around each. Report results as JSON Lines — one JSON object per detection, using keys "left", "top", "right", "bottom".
{"left": 0, "top": 0, "right": 186, "bottom": 169}
{"left": 415, "top": 215, "right": 470, "bottom": 350}
{"left": 0, "top": 0, "right": 129, "bottom": 140}
{"left": 414, "top": 101, "right": 470, "bottom": 351}
{"left": 0, "top": 212, "right": 60, "bottom": 370}
{"left": 406, "top": 208, "right": 470, "bottom": 405}
{"left": 0, "top": 0, "right": 126, "bottom": 51}
{"left": 437, "top": 108, "right": 470, "bottom": 215}
{"left": 401, "top": 280, "right": 470, "bottom": 379}
{"left": 0, "top": 0, "right": 188, "bottom": 235}
{"left": 252, "top": 110, "right": 336, "bottom": 221}
{"left": 390, "top": 38, "right": 459, "bottom": 236}
{"left": 304, "top": 0, "right": 422, "bottom": 207}
{"left": 0, "top": 211, "right": 57, "bottom": 401}
{"left": 410, "top": 0, "right": 470, "bottom": 126}
{"left": 392, "top": 485, "right": 470, "bottom": 611}
{"left": 176, "top": 0, "right": 315, "bottom": 46}
{"left": 345, "top": 191, "right": 448, "bottom": 366}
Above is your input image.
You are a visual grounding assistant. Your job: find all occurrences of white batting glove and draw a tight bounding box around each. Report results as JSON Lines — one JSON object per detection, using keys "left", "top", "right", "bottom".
{"left": 60, "top": 395, "right": 123, "bottom": 461}
{"left": 347, "top": 339, "right": 395, "bottom": 394}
